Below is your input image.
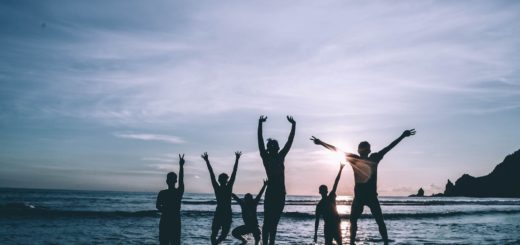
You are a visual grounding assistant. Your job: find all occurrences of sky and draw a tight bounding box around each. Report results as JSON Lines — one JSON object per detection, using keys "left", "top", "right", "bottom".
{"left": 0, "top": 0, "right": 519, "bottom": 196}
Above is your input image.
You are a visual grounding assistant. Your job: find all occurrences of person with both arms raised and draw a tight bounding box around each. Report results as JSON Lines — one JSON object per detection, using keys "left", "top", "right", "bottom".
{"left": 202, "top": 151, "right": 241, "bottom": 245}
{"left": 231, "top": 179, "right": 268, "bottom": 245}
{"left": 258, "top": 115, "right": 296, "bottom": 245}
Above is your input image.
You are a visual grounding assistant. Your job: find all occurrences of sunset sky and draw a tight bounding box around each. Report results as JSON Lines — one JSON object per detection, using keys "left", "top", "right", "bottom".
{"left": 1, "top": 0, "right": 519, "bottom": 196}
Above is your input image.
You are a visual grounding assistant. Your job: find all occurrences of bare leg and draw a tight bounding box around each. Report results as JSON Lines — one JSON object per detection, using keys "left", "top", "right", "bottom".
{"left": 349, "top": 197, "right": 364, "bottom": 244}
{"left": 335, "top": 221, "right": 342, "bottom": 245}
{"left": 368, "top": 198, "right": 388, "bottom": 244}
{"left": 172, "top": 219, "right": 181, "bottom": 245}
{"left": 159, "top": 218, "right": 170, "bottom": 245}
{"left": 263, "top": 197, "right": 272, "bottom": 245}
{"left": 253, "top": 226, "right": 261, "bottom": 245}
{"left": 159, "top": 228, "right": 168, "bottom": 245}
{"left": 211, "top": 216, "right": 220, "bottom": 245}
{"left": 325, "top": 229, "right": 333, "bottom": 245}
{"left": 268, "top": 196, "right": 285, "bottom": 245}
{"left": 269, "top": 213, "right": 281, "bottom": 245}
{"left": 232, "top": 226, "right": 248, "bottom": 244}
{"left": 216, "top": 220, "right": 232, "bottom": 244}
{"left": 262, "top": 223, "right": 270, "bottom": 245}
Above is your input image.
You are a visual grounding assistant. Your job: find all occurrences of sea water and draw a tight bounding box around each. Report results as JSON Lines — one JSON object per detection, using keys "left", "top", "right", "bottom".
{"left": 1, "top": 188, "right": 519, "bottom": 244}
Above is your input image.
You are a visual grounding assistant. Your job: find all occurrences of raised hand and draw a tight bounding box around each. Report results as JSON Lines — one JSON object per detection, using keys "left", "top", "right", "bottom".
{"left": 402, "top": 129, "right": 416, "bottom": 137}
{"left": 310, "top": 136, "right": 322, "bottom": 145}
{"left": 340, "top": 162, "right": 346, "bottom": 169}
{"left": 287, "top": 115, "right": 295, "bottom": 124}
{"left": 259, "top": 115, "right": 268, "bottom": 123}
{"left": 235, "top": 151, "right": 242, "bottom": 159}
{"left": 201, "top": 152, "right": 209, "bottom": 161}
{"left": 179, "top": 154, "right": 185, "bottom": 166}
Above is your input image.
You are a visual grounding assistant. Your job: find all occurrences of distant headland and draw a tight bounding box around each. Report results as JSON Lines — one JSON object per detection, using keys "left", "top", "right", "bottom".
{"left": 413, "top": 149, "right": 520, "bottom": 198}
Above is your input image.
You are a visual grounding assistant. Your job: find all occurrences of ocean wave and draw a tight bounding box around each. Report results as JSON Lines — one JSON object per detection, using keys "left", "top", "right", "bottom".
{"left": 281, "top": 200, "right": 520, "bottom": 206}
{"left": 283, "top": 209, "right": 520, "bottom": 220}
{"left": 180, "top": 199, "right": 520, "bottom": 206}
{"left": 376, "top": 200, "right": 520, "bottom": 206}
{"left": 2, "top": 203, "right": 520, "bottom": 220}
{"left": 182, "top": 200, "right": 217, "bottom": 205}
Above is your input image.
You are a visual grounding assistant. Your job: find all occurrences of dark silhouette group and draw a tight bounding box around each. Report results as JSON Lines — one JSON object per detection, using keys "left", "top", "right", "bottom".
{"left": 156, "top": 115, "right": 416, "bottom": 244}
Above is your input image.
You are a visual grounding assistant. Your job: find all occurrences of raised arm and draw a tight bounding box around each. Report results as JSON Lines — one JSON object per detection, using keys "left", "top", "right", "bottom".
{"left": 378, "top": 129, "right": 416, "bottom": 158}
{"left": 279, "top": 116, "right": 296, "bottom": 156}
{"left": 258, "top": 116, "right": 268, "bottom": 157}
{"left": 178, "top": 154, "right": 185, "bottom": 195}
{"left": 255, "top": 179, "right": 268, "bottom": 203}
{"left": 201, "top": 152, "right": 218, "bottom": 190}
{"left": 310, "top": 136, "right": 339, "bottom": 152}
{"left": 331, "top": 163, "right": 345, "bottom": 194}
{"left": 314, "top": 205, "right": 321, "bottom": 243}
{"left": 228, "top": 151, "right": 241, "bottom": 187}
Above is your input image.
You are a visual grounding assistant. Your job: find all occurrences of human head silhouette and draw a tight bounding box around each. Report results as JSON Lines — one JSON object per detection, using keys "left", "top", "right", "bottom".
{"left": 218, "top": 173, "right": 229, "bottom": 186}
{"left": 358, "top": 141, "right": 371, "bottom": 157}
{"left": 244, "top": 193, "right": 253, "bottom": 202}
{"left": 266, "top": 138, "right": 280, "bottom": 154}
{"left": 166, "top": 172, "right": 177, "bottom": 187}
{"left": 319, "top": 185, "right": 328, "bottom": 197}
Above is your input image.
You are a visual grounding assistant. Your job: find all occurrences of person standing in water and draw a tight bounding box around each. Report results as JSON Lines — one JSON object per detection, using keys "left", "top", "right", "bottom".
{"left": 231, "top": 179, "right": 268, "bottom": 245}
{"left": 314, "top": 162, "right": 345, "bottom": 245}
{"left": 311, "top": 129, "right": 416, "bottom": 244}
{"left": 258, "top": 115, "right": 296, "bottom": 245}
{"left": 202, "top": 151, "right": 241, "bottom": 245}
{"left": 156, "top": 154, "right": 185, "bottom": 245}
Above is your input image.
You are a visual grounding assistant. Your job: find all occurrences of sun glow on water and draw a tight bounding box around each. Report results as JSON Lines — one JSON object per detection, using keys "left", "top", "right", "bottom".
{"left": 336, "top": 195, "right": 353, "bottom": 215}
{"left": 337, "top": 205, "right": 351, "bottom": 215}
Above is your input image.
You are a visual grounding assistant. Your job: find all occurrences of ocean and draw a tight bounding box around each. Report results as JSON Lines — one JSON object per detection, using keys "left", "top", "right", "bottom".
{"left": 1, "top": 188, "right": 519, "bottom": 244}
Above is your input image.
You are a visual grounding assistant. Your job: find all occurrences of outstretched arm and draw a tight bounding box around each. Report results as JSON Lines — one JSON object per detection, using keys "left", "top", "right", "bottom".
{"left": 331, "top": 163, "right": 345, "bottom": 194}
{"left": 280, "top": 116, "right": 296, "bottom": 157}
{"left": 178, "top": 154, "right": 185, "bottom": 195}
{"left": 201, "top": 152, "right": 218, "bottom": 190}
{"left": 378, "top": 129, "right": 416, "bottom": 158}
{"left": 228, "top": 151, "right": 241, "bottom": 186}
{"left": 255, "top": 179, "right": 268, "bottom": 203}
{"left": 310, "top": 136, "right": 339, "bottom": 152}
{"left": 258, "top": 116, "right": 268, "bottom": 157}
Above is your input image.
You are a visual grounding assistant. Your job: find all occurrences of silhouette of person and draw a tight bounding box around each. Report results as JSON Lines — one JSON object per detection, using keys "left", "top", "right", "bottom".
{"left": 257, "top": 115, "right": 296, "bottom": 245}
{"left": 156, "top": 154, "right": 185, "bottom": 245}
{"left": 314, "top": 163, "right": 345, "bottom": 245}
{"left": 311, "top": 129, "right": 416, "bottom": 244}
{"left": 202, "top": 151, "right": 241, "bottom": 245}
{"left": 231, "top": 179, "right": 268, "bottom": 245}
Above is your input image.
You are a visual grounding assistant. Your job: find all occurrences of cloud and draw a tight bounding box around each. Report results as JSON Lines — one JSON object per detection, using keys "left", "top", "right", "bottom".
{"left": 114, "top": 132, "right": 185, "bottom": 144}
{"left": 3, "top": 0, "right": 519, "bottom": 127}
{"left": 1, "top": 1, "right": 519, "bottom": 194}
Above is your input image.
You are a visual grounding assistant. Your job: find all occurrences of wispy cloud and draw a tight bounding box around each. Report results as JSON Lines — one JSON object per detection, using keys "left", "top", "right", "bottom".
{"left": 3, "top": 0, "right": 519, "bottom": 127}
{"left": 114, "top": 133, "right": 185, "bottom": 144}
{"left": 1, "top": 1, "right": 519, "bottom": 194}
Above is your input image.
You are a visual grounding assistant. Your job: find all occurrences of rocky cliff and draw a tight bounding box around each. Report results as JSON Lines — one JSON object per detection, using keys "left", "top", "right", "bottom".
{"left": 442, "top": 149, "right": 520, "bottom": 197}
